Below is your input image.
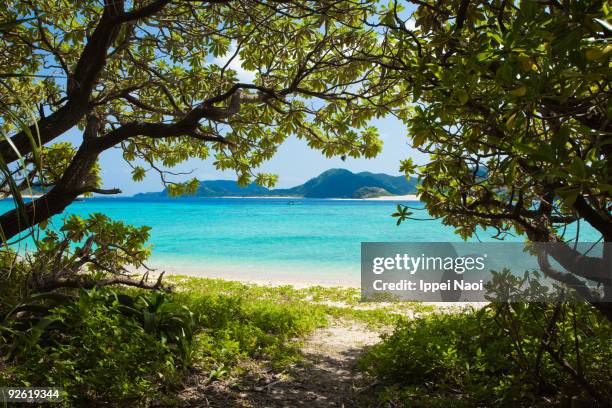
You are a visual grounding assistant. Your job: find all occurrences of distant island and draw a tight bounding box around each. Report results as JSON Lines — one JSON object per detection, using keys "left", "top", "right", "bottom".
{"left": 133, "top": 169, "right": 418, "bottom": 199}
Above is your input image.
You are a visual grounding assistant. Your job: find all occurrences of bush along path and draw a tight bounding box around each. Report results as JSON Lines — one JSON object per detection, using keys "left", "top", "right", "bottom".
{"left": 173, "top": 278, "right": 612, "bottom": 408}
{"left": 166, "top": 277, "right": 430, "bottom": 408}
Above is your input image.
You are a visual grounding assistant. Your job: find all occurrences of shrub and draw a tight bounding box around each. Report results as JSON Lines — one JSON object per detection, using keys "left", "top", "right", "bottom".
{"left": 0, "top": 288, "right": 194, "bottom": 406}
{"left": 170, "top": 278, "right": 329, "bottom": 369}
{"left": 359, "top": 301, "right": 612, "bottom": 407}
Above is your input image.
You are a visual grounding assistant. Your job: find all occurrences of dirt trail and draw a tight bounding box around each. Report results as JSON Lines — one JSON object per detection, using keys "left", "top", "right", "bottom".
{"left": 178, "top": 320, "right": 381, "bottom": 407}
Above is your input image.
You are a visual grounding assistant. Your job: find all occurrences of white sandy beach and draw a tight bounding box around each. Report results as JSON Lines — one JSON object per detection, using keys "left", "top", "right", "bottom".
{"left": 361, "top": 194, "right": 420, "bottom": 201}
{"left": 146, "top": 262, "right": 361, "bottom": 288}
{"left": 215, "top": 194, "right": 420, "bottom": 201}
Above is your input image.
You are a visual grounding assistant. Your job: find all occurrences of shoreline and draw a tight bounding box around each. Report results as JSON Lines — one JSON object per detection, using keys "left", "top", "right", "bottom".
{"left": 143, "top": 262, "right": 361, "bottom": 289}
{"left": 337, "top": 194, "right": 419, "bottom": 201}
{"left": 166, "top": 194, "right": 420, "bottom": 201}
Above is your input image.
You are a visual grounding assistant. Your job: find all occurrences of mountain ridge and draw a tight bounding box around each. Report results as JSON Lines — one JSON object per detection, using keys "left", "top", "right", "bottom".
{"left": 133, "top": 168, "right": 418, "bottom": 199}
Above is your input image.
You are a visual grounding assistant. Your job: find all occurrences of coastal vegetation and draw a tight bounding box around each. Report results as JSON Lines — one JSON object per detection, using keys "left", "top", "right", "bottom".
{"left": 2, "top": 274, "right": 611, "bottom": 406}
{"left": 0, "top": 275, "right": 427, "bottom": 405}
{"left": 360, "top": 299, "right": 612, "bottom": 407}
{"left": 0, "top": 0, "right": 610, "bottom": 406}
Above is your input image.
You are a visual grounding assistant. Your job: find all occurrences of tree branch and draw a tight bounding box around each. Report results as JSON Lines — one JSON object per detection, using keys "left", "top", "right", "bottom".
{"left": 535, "top": 247, "right": 597, "bottom": 303}
{"left": 35, "top": 272, "right": 168, "bottom": 292}
{"left": 544, "top": 241, "right": 611, "bottom": 284}
{"left": 80, "top": 187, "right": 122, "bottom": 195}
{"left": 573, "top": 195, "right": 612, "bottom": 241}
{"left": 0, "top": 0, "right": 174, "bottom": 164}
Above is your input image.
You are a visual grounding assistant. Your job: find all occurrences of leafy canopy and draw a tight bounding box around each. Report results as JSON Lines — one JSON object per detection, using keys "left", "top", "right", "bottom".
{"left": 1, "top": 0, "right": 394, "bottom": 196}
{"left": 375, "top": 0, "right": 611, "bottom": 241}
{"left": 0, "top": 0, "right": 401, "bottom": 289}
{"left": 374, "top": 0, "right": 611, "bottom": 316}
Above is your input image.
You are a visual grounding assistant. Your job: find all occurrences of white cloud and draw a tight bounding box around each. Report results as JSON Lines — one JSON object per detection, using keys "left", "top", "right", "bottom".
{"left": 213, "top": 43, "right": 256, "bottom": 83}
{"left": 405, "top": 17, "right": 417, "bottom": 31}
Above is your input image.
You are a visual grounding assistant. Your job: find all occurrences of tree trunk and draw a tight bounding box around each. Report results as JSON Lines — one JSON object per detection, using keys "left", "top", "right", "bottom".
{"left": 0, "top": 117, "right": 101, "bottom": 243}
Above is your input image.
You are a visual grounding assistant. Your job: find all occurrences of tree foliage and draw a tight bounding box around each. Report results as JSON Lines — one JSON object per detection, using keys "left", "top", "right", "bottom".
{"left": 0, "top": 0, "right": 394, "bottom": 242}
{"left": 371, "top": 0, "right": 611, "bottom": 317}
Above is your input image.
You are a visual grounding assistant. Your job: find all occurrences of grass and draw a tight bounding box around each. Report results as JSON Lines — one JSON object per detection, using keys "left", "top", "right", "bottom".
{"left": 7, "top": 273, "right": 605, "bottom": 407}
{"left": 168, "top": 275, "right": 434, "bottom": 329}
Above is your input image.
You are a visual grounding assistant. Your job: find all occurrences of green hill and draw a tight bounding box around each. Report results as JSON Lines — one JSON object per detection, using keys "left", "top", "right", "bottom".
{"left": 133, "top": 169, "right": 418, "bottom": 199}
{"left": 274, "top": 169, "right": 417, "bottom": 198}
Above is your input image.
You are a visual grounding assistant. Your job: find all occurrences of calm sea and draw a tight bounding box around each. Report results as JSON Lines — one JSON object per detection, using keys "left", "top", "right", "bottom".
{"left": 0, "top": 197, "right": 599, "bottom": 284}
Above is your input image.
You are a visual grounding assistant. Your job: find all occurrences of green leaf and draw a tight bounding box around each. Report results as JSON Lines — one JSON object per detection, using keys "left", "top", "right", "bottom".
{"left": 553, "top": 126, "right": 570, "bottom": 150}
{"left": 412, "top": 130, "right": 429, "bottom": 148}
{"left": 569, "top": 157, "right": 587, "bottom": 179}
{"left": 454, "top": 89, "right": 469, "bottom": 105}
{"left": 556, "top": 187, "right": 580, "bottom": 207}
{"left": 131, "top": 166, "right": 146, "bottom": 182}
{"left": 0, "top": 18, "right": 34, "bottom": 32}
{"left": 510, "top": 86, "right": 526, "bottom": 97}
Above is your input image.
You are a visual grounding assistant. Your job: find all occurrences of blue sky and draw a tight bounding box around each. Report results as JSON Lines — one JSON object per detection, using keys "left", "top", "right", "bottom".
{"left": 89, "top": 115, "right": 427, "bottom": 195}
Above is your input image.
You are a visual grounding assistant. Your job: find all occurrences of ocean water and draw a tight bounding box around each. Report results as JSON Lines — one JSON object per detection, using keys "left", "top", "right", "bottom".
{"left": 0, "top": 197, "right": 600, "bottom": 284}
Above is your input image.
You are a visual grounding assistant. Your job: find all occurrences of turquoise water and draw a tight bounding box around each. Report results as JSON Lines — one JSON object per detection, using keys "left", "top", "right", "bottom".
{"left": 0, "top": 198, "right": 600, "bottom": 283}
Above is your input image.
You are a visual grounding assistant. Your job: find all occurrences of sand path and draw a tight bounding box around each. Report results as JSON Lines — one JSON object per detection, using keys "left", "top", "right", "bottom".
{"left": 177, "top": 319, "right": 381, "bottom": 407}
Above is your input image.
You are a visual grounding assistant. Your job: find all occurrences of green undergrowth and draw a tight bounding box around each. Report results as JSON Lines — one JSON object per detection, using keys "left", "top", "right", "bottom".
{"left": 169, "top": 276, "right": 434, "bottom": 327}
{"left": 358, "top": 301, "right": 612, "bottom": 407}
{"left": 0, "top": 275, "right": 425, "bottom": 406}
